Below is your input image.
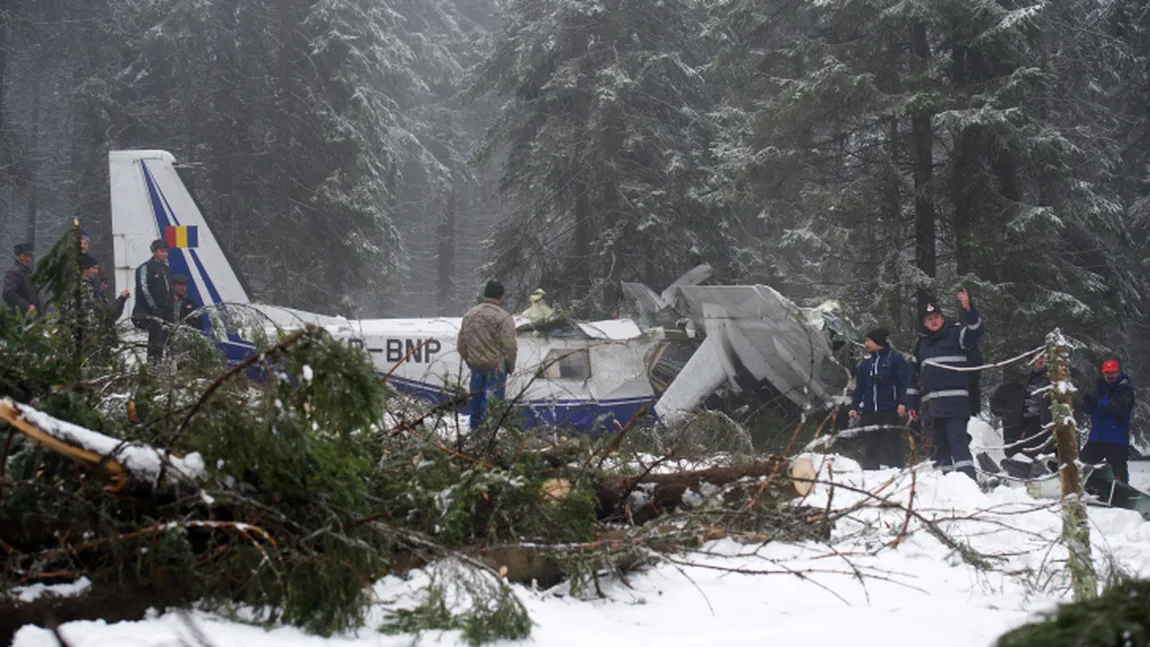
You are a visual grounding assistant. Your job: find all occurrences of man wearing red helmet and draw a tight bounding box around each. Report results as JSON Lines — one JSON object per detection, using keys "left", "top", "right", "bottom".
{"left": 1080, "top": 358, "right": 1135, "bottom": 483}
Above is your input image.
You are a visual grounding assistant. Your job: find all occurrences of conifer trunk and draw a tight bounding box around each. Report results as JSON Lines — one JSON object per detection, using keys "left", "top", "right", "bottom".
{"left": 599, "top": 0, "right": 624, "bottom": 316}
{"left": 1045, "top": 330, "right": 1098, "bottom": 601}
{"left": 909, "top": 22, "right": 936, "bottom": 313}
{"left": 272, "top": 0, "right": 295, "bottom": 305}
{"left": 25, "top": 71, "right": 40, "bottom": 249}
{"left": 570, "top": 23, "right": 593, "bottom": 316}
{"left": 437, "top": 188, "right": 457, "bottom": 313}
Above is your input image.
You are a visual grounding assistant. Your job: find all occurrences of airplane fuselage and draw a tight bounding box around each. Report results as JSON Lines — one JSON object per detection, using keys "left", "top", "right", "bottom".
{"left": 109, "top": 148, "right": 850, "bottom": 436}
{"left": 209, "top": 304, "right": 663, "bottom": 433}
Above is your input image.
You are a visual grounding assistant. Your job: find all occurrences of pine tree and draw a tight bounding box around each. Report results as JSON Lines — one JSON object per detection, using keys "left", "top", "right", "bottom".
{"left": 711, "top": 0, "right": 1147, "bottom": 357}
{"left": 472, "top": 0, "right": 726, "bottom": 316}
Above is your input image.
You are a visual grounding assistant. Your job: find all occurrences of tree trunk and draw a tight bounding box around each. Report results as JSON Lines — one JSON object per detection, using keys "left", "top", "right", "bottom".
{"left": 910, "top": 21, "right": 937, "bottom": 313}
{"left": 950, "top": 42, "right": 977, "bottom": 278}
{"left": 1045, "top": 329, "right": 1097, "bottom": 601}
{"left": 569, "top": 23, "right": 593, "bottom": 316}
{"left": 886, "top": 115, "right": 902, "bottom": 329}
{"left": 598, "top": 0, "right": 625, "bottom": 316}
{"left": 272, "top": 0, "right": 295, "bottom": 305}
{"left": 879, "top": 36, "right": 903, "bottom": 331}
{"left": 599, "top": 111, "right": 624, "bottom": 316}
{"left": 25, "top": 70, "right": 40, "bottom": 249}
{"left": 437, "top": 187, "right": 457, "bottom": 314}
{"left": 0, "top": 0, "right": 7, "bottom": 139}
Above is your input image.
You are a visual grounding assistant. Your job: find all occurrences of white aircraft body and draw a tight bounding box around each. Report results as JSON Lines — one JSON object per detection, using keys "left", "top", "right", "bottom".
{"left": 109, "top": 150, "right": 853, "bottom": 433}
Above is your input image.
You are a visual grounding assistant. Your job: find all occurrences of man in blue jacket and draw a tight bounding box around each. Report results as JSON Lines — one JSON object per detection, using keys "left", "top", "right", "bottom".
{"left": 1080, "top": 358, "right": 1135, "bottom": 483}
{"left": 849, "top": 327, "right": 910, "bottom": 470}
{"left": 908, "top": 289, "right": 985, "bottom": 480}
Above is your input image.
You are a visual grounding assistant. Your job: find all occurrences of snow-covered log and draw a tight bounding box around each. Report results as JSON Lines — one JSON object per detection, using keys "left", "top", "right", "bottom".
{"left": 0, "top": 399, "right": 206, "bottom": 491}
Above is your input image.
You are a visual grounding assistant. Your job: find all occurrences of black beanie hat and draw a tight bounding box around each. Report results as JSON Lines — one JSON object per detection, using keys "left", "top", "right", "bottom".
{"left": 80, "top": 254, "right": 98, "bottom": 271}
{"left": 866, "top": 327, "right": 891, "bottom": 348}
{"left": 14, "top": 243, "right": 32, "bottom": 256}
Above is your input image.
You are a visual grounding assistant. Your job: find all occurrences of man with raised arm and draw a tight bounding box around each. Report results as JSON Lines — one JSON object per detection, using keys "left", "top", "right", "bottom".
{"left": 908, "top": 289, "right": 986, "bottom": 480}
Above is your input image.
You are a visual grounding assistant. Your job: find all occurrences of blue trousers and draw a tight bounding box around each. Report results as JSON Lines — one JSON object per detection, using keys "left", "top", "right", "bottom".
{"left": 468, "top": 368, "right": 506, "bottom": 431}
{"left": 928, "top": 416, "right": 976, "bottom": 480}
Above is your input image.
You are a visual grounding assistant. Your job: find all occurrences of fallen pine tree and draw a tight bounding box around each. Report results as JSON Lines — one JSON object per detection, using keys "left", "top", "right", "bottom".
{"left": 1, "top": 397, "right": 824, "bottom": 581}
{"left": 1, "top": 395, "right": 828, "bottom": 644}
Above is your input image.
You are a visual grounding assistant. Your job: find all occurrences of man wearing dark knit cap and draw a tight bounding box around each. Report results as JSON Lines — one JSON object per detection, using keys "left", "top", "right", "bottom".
{"left": 848, "top": 327, "right": 911, "bottom": 469}
{"left": 3, "top": 243, "right": 41, "bottom": 315}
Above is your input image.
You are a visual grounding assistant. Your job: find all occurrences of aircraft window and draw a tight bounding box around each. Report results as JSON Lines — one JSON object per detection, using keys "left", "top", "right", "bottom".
{"left": 538, "top": 348, "right": 592, "bottom": 380}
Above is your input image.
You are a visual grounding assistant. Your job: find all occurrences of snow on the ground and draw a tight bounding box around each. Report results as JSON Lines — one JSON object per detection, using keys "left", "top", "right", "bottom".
{"left": 12, "top": 454, "right": 1150, "bottom": 647}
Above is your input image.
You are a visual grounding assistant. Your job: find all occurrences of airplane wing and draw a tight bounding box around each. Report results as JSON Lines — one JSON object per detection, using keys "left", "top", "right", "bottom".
{"left": 654, "top": 284, "right": 851, "bottom": 419}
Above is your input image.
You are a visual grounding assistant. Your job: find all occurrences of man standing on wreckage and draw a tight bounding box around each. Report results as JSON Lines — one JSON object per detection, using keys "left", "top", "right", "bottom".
{"left": 907, "top": 288, "right": 986, "bottom": 480}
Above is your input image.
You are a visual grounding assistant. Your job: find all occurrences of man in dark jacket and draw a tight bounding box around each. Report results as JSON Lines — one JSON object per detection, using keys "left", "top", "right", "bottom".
{"left": 990, "top": 380, "right": 1025, "bottom": 455}
{"left": 848, "top": 327, "right": 910, "bottom": 470}
{"left": 990, "top": 352, "right": 1054, "bottom": 458}
{"left": 1080, "top": 359, "right": 1135, "bottom": 483}
{"left": 80, "top": 230, "right": 110, "bottom": 295}
{"left": 171, "top": 274, "right": 205, "bottom": 332}
{"left": 908, "top": 289, "right": 986, "bottom": 480}
{"left": 132, "top": 239, "right": 174, "bottom": 361}
{"left": 1018, "top": 353, "right": 1053, "bottom": 455}
{"left": 3, "top": 243, "right": 41, "bottom": 315}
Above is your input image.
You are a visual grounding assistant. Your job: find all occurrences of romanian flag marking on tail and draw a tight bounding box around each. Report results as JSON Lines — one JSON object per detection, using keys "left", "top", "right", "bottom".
{"left": 164, "top": 225, "right": 199, "bottom": 248}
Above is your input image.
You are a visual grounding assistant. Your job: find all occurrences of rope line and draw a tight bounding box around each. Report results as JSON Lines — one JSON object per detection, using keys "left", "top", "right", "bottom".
{"left": 920, "top": 347, "right": 1044, "bottom": 373}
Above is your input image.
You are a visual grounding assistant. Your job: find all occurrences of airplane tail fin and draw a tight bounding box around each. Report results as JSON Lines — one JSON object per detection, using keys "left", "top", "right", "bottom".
{"left": 109, "top": 150, "right": 251, "bottom": 322}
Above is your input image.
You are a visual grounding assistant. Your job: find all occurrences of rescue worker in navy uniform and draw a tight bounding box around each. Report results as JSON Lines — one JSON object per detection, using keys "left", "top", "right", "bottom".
{"left": 3, "top": 243, "right": 42, "bottom": 316}
{"left": 848, "top": 327, "right": 910, "bottom": 469}
{"left": 132, "top": 239, "right": 174, "bottom": 361}
{"left": 908, "top": 289, "right": 986, "bottom": 480}
{"left": 1080, "top": 359, "right": 1135, "bottom": 483}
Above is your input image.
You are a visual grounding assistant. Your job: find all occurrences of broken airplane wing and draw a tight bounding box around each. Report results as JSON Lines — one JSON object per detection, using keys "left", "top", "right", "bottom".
{"left": 639, "top": 283, "right": 853, "bottom": 421}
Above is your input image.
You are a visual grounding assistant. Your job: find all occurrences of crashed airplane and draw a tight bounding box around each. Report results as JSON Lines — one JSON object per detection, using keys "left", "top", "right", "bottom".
{"left": 109, "top": 149, "right": 856, "bottom": 433}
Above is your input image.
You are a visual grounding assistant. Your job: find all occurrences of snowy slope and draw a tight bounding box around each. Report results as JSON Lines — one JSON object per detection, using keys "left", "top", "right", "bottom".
{"left": 12, "top": 456, "right": 1150, "bottom": 647}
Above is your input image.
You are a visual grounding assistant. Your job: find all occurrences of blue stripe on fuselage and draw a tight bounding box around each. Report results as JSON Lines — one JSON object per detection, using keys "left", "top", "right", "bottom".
{"left": 207, "top": 335, "right": 652, "bottom": 435}
{"left": 384, "top": 374, "right": 655, "bottom": 436}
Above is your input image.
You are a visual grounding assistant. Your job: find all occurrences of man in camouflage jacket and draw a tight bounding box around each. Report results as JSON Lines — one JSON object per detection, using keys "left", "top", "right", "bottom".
{"left": 458, "top": 280, "right": 518, "bottom": 430}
